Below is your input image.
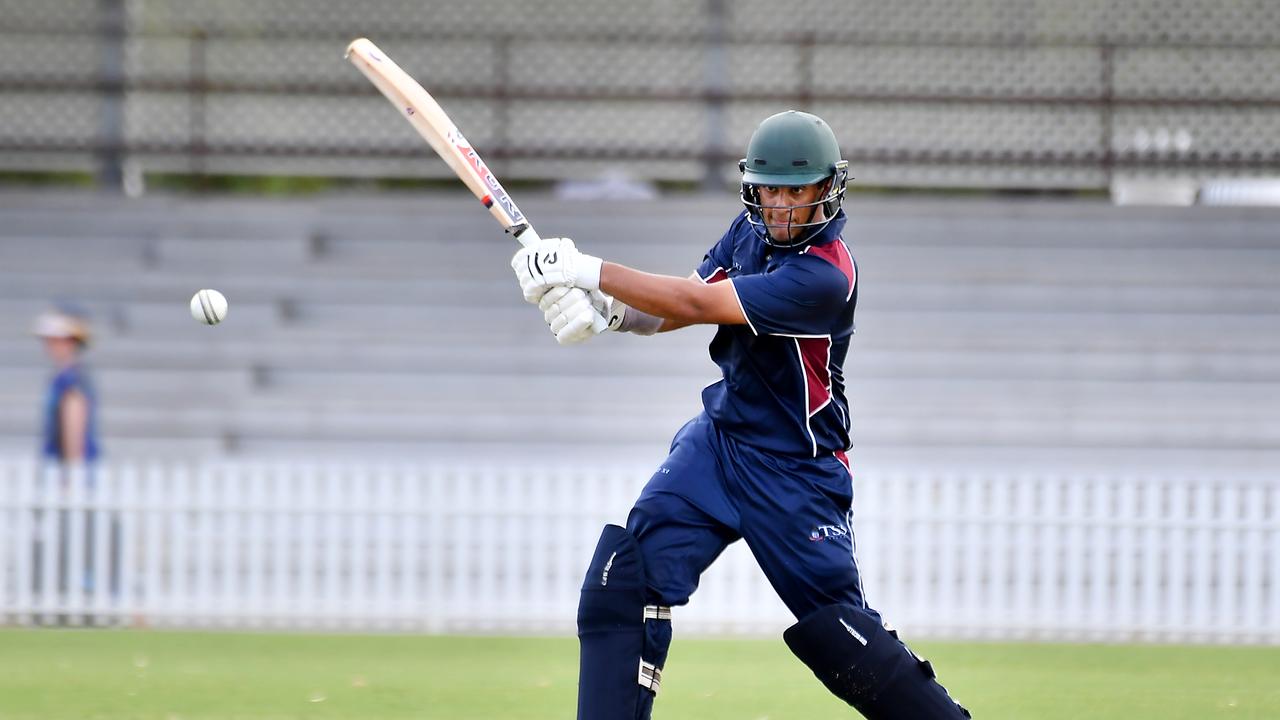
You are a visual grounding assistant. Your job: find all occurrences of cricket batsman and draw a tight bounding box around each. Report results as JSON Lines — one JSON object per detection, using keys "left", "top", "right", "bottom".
{"left": 512, "top": 110, "right": 971, "bottom": 719}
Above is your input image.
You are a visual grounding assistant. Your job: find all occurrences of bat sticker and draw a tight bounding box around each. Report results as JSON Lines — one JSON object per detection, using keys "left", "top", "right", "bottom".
{"left": 447, "top": 127, "right": 525, "bottom": 224}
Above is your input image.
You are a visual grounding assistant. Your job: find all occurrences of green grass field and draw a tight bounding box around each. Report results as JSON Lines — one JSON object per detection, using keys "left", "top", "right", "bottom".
{"left": 1, "top": 630, "right": 1277, "bottom": 719}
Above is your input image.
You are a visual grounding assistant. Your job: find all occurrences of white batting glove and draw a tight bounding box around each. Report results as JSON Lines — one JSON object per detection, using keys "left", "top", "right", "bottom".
{"left": 539, "top": 286, "right": 606, "bottom": 345}
{"left": 510, "top": 237, "right": 604, "bottom": 304}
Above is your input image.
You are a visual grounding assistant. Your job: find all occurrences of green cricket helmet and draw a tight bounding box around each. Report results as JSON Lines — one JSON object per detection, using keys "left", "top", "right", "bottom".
{"left": 739, "top": 110, "right": 849, "bottom": 248}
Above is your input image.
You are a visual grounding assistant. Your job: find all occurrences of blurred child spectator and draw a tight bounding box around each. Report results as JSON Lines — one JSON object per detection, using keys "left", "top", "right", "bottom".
{"left": 32, "top": 306, "right": 99, "bottom": 464}
{"left": 31, "top": 306, "right": 113, "bottom": 616}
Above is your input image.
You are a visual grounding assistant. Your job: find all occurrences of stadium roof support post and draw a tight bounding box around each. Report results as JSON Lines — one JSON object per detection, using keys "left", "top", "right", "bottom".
{"left": 701, "top": 0, "right": 729, "bottom": 192}
{"left": 96, "top": 0, "right": 126, "bottom": 192}
{"left": 190, "top": 30, "right": 209, "bottom": 190}
{"left": 1099, "top": 42, "right": 1116, "bottom": 190}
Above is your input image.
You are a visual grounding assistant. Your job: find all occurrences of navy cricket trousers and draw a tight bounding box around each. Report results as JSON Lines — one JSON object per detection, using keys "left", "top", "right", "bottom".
{"left": 625, "top": 413, "right": 873, "bottom": 620}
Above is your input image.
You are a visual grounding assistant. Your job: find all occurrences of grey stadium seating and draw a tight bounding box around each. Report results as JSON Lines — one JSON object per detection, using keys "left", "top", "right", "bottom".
{"left": 0, "top": 191, "right": 1277, "bottom": 478}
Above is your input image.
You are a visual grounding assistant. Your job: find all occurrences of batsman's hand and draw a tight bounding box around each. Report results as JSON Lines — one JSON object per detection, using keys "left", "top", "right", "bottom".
{"left": 511, "top": 237, "right": 603, "bottom": 304}
{"left": 540, "top": 286, "right": 595, "bottom": 345}
{"left": 538, "top": 286, "right": 606, "bottom": 345}
{"left": 536, "top": 287, "right": 627, "bottom": 345}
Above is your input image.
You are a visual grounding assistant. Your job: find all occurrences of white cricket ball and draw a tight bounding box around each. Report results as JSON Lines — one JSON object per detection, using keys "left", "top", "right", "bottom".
{"left": 190, "top": 289, "right": 228, "bottom": 326}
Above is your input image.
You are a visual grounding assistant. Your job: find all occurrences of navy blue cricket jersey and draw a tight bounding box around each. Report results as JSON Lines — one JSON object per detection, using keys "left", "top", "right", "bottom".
{"left": 696, "top": 209, "right": 857, "bottom": 458}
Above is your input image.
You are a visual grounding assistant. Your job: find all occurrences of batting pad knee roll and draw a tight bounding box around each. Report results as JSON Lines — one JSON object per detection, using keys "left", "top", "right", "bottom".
{"left": 577, "top": 524, "right": 672, "bottom": 720}
{"left": 783, "top": 604, "right": 971, "bottom": 720}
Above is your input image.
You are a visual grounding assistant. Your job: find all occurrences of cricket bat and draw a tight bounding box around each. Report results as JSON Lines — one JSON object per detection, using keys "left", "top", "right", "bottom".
{"left": 345, "top": 38, "right": 607, "bottom": 333}
{"left": 344, "top": 37, "right": 541, "bottom": 247}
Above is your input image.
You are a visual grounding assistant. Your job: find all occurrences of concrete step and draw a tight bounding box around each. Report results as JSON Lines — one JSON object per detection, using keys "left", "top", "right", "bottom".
{"left": 9, "top": 266, "right": 1280, "bottom": 316}
{"left": 6, "top": 334, "right": 1277, "bottom": 382}
{"left": 1, "top": 394, "right": 1271, "bottom": 455}
{"left": 152, "top": 235, "right": 315, "bottom": 270}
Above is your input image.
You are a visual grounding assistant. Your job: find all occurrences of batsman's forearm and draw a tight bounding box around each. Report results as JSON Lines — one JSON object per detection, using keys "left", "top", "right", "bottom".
{"left": 599, "top": 262, "right": 719, "bottom": 326}
{"left": 657, "top": 317, "right": 694, "bottom": 333}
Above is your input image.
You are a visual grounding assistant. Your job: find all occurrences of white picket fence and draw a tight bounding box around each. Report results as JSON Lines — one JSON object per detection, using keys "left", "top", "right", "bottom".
{"left": 1, "top": 459, "right": 1277, "bottom": 643}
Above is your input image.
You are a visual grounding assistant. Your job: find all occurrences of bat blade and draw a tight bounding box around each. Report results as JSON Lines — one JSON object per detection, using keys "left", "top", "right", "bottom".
{"left": 345, "top": 38, "right": 540, "bottom": 246}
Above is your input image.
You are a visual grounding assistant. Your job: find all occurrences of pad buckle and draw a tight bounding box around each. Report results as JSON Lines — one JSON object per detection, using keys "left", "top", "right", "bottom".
{"left": 638, "top": 660, "right": 663, "bottom": 694}
{"left": 643, "top": 605, "right": 672, "bottom": 621}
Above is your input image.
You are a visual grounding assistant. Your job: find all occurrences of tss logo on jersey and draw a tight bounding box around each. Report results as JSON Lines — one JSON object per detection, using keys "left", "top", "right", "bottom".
{"left": 809, "top": 524, "right": 849, "bottom": 542}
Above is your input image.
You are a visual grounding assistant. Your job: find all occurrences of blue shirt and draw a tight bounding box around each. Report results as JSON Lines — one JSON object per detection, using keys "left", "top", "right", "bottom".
{"left": 42, "top": 363, "right": 100, "bottom": 462}
{"left": 696, "top": 210, "right": 857, "bottom": 457}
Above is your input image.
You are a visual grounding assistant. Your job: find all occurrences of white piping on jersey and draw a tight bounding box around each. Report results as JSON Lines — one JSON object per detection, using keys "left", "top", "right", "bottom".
{"left": 787, "top": 333, "right": 851, "bottom": 443}
{"left": 833, "top": 389, "right": 848, "bottom": 430}
{"left": 819, "top": 345, "right": 848, "bottom": 433}
{"left": 794, "top": 239, "right": 856, "bottom": 437}
{"left": 698, "top": 266, "right": 757, "bottom": 334}
{"left": 841, "top": 240, "right": 857, "bottom": 301}
{"left": 800, "top": 238, "right": 858, "bottom": 302}
{"left": 696, "top": 266, "right": 724, "bottom": 284}
{"left": 845, "top": 507, "right": 867, "bottom": 608}
{"left": 811, "top": 336, "right": 834, "bottom": 417}
{"left": 831, "top": 240, "right": 855, "bottom": 429}
{"left": 726, "top": 278, "right": 758, "bottom": 335}
{"left": 793, "top": 338, "right": 818, "bottom": 457}
{"left": 834, "top": 449, "right": 852, "bottom": 477}
{"left": 789, "top": 334, "right": 836, "bottom": 413}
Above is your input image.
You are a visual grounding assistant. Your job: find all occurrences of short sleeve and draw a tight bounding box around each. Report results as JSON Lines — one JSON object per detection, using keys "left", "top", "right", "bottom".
{"left": 730, "top": 256, "right": 851, "bottom": 336}
{"left": 53, "top": 368, "right": 82, "bottom": 396}
{"left": 695, "top": 214, "right": 745, "bottom": 283}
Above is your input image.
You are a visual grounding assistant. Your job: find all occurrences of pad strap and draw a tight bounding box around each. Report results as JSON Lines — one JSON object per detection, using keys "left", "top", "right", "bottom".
{"left": 639, "top": 605, "right": 671, "bottom": 694}
{"left": 643, "top": 605, "right": 672, "bottom": 621}
{"left": 638, "top": 660, "right": 663, "bottom": 694}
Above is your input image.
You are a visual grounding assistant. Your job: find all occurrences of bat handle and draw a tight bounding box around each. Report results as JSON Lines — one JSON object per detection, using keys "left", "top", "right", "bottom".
{"left": 513, "top": 225, "right": 542, "bottom": 248}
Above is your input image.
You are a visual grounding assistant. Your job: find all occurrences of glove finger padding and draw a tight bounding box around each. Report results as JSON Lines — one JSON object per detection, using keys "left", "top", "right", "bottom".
{"left": 556, "top": 306, "right": 597, "bottom": 345}
{"left": 545, "top": 288, "right": 592, "bottom": 332}
{"left": 538, "top": 285, "right": 575, "bottom": 309}
{"left": 560, "top": 289, "right": 599, "bottom": 343}
{"left": 557, "top": 326, "right": 594, "bottom": 345}
{"left": 540, "top": 286, "right": 578, "bottom": 323}
{"left": 536, "top": 287, "right": 601, "bottom": 345}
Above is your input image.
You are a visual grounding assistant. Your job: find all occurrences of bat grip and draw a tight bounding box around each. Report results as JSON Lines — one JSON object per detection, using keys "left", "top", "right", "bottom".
{"left": 514, "top": 225, "right": 542, "bottom": 248}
